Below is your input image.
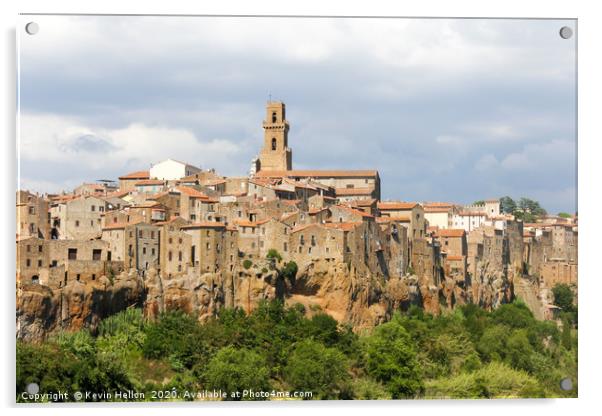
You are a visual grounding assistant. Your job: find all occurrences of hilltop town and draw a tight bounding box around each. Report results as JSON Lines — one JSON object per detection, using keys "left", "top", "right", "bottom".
{"left": 16, "top": 102, "right": 578, "bottom": 340}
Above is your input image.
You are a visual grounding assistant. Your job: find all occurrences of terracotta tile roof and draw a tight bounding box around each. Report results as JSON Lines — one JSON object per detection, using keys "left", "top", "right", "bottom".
{"left": 335, "top": 187, "right": 374, "bottom": 196}
{"left": 457, "top": 211, "right": 487, "bottom": 216}
{"left": 377, "top": 202, "right": 419, "bottom": 210}
{"left": 423, "top": 202, "right": 455, "bottom": 208}
{"left": 323, "top": 221, "right": 361, "bottom": 232}
{"left": 437, "top": 229, "right": 466, "bottom": 238}
{"left": 135, "top": 179, "right": 165, "bottom": 186}
{"left": 181, "top": 222, "right": 226, "bottom": 229}
{"left": 102, "top": 220, "right": 142, "bottom": 230}
{"left": 291, "top": 223, "right": 317, "bottom": 233}
{"left": 309, "top": 207, "right": 329, "bottom": 215}
{"left": 281, "top": 212, "right": 298, "bottom": 221}
{"left": 202, "top": 178, "right": 227, "bottom": 186}
{"left": 233, "top": 219, "right": 270, "bottom": 228}
{"left": 256, "top": 169, "right": 379, "bottom": 178}
{"left": 119, "top": 170, "right": 149, "bottom": 180}
{"left": 376, "top": 215, "right": 411, "bottom": 223}
{"left": 424, "top": 207, "right": 452, "bottom": 213}
{"left": 107, "top": 190, "right": 130, "bottom": 198}
{"left": 332, "top": 205, "right": 374, "bottom": 218}
{"left": 352, "top": 198, "right": 377, "bottom": 206}
{"left": 175, "top": 186, "right": 210, "bottom": 199}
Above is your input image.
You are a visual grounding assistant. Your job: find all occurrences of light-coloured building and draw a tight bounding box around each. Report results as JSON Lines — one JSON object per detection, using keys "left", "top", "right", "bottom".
{"left": 150, "top": 158, "right": 202, "bottom": 181}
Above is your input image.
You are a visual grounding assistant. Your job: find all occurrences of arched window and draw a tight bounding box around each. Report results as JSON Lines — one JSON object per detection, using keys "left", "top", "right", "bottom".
{"left": 31, "top": 275, "right": 39, "bottom": 284}
{"left": 272, "top": 112, "right": 277, "bottom": 123}
{"left": 271, "top": 138, "right": 277, "bottom": 150}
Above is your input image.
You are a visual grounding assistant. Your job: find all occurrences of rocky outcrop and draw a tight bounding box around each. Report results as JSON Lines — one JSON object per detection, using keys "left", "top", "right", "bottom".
{"left": 16, "top": 270, "right": 144, "bottom": 342}
{"left": 17, "top": 257, "right": 519, "bottom": 340}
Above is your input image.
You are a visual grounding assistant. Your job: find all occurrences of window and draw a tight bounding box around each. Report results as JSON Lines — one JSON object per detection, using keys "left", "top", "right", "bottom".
{"left": 92, "top": 274, "right": 96, "bottom": 280}
{"left": 300, "top": 235, "right": 305, "bottom": 245}
{"left": 68, "top": 248, "right": 77, "bottom": 260}
{"left": 272, "top": 138, "right": 277, "bottom": 150}
{"left": 142, "top": 247, "right": 146, "bottom": 255}
{"left": 26, "top": 245, "right": 30, "bottom": 252}
{"left": 168, "top": 251, "right": 172, "bottom": 261}
{"left": 168, "top": 237, "right": 173, "bottom": 244}
{"left": 151, "top": 247, "right": 155, "bottom": 256}
{"left": 151, "top": 231, "right": 155, "bottom": 239}
{"left": 28, "top": 206, "right": 35, "bottom": 215}
{"left": 139, "top": 230, "right": 143, "bottom": 238}
{"left": 26, "top": 259, "right": 31, "bottom": 267}
{"left": 75, "top": 220, "right": 80, "bottom": 227}
{"left": 31, "top": 275, "right": 39, "bottom": 284}
{"left": 284, "top": 242, "right": 288, "bottom": 252}
{"left": 272, "top": 112, "right": 277, "bottom": 123}
{"left": 311, "top": 235, "right": 316, "bottom": 246}
{"left": 38, "top": 245, "right": 42, "bottom": 253}
{"left": 206, "top": 242, "right": 210, "bottom": 250}
{"left": 178, "top": 251, "right": 182, "bottom": 261}
{"left": 178, "top": 238, "right": 183, "bottom": 244}
{"left": 91, "top": 205, "right": 96, "bottom": 212}
{"left": 92, "top": 249, "right": 102, "bottom": 260}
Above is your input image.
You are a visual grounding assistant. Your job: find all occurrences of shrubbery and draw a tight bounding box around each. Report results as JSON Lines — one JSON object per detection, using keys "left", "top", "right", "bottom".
{"left": 16, "top": 299, "right": 577, "bottom": 401}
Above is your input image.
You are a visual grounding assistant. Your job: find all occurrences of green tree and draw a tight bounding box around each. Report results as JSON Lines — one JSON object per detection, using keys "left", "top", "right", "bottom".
{"left": 281, "top": 261, "right": 298, "bottom": 281}
{"left": 266, "top": 249, "right": 282, "bottom": 262}
{"left": 202, "top": 346, "right": 271, "bottom": 400}
{"left": 558, "top": 212, "right": 572, "bottom": 219}
{"left": 363, "top": 320, "right": 423, "bottom": 398}
{"left": 552, "top": 283, "right": 574, "bottom": 312}
{"left": 499, "top": 196, "right": 516, "bottom": 214}
{"left": 284, "top": 339, "right": 349, "bottom": 399}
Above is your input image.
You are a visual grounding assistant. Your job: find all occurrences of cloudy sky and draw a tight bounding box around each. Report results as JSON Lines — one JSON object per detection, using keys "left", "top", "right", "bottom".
{"left": 18, "top": 15, "right": 576, "bottom": 213}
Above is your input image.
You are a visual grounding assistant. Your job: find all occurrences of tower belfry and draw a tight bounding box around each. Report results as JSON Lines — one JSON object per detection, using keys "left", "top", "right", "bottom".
{"left": 257, "top": 101, "right": 292, "bottom": 172}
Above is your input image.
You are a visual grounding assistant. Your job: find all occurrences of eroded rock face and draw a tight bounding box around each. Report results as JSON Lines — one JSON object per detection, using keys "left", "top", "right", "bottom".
{"left": 16, "top": 271, "right": 144, "bottom": 341}
{"left": 17, "top": 258, "right": 518, "bottom": 340}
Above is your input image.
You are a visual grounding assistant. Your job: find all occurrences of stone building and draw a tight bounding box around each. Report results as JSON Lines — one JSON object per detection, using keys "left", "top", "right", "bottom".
{"left": 156, "top": 217, "right": 191, "bottom": 278}
{"left": 290, "top": 223, "right": 351, "bottom": 268}
{"left": 436, "top": 229, "right": 467, "bottom": 258}
{"left": 118, "top": 170, "right": 149, "bottom": 191}
{"left": 182, "top": 222, "right": 232, "bottom": 274}
{"left": 257, "top": 101, "right": 293, "bottom": 172}
{"left": 16, "top": 191, "right": 50, "bottom": 240}
{"left": 377, "top": 201, "right": 427, "bottom": 241}
{"left": 16, "top": 237, "right": 48, "bottom": 285}
{"left": 176, "top": 186, "right": 219, "bottom": 222}
{"left": 50, "top": 195, "right": 108, "bottom": 240}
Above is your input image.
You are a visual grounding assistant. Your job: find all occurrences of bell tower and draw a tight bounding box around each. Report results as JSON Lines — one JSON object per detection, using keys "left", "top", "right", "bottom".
{"left": 258, "top": 101, "right": 292, "bottom": 172}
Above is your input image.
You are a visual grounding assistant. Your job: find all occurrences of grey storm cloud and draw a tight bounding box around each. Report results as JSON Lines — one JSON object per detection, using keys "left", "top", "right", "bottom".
{"left": 17, "top": 15, "right": 576, "bottom": 213}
